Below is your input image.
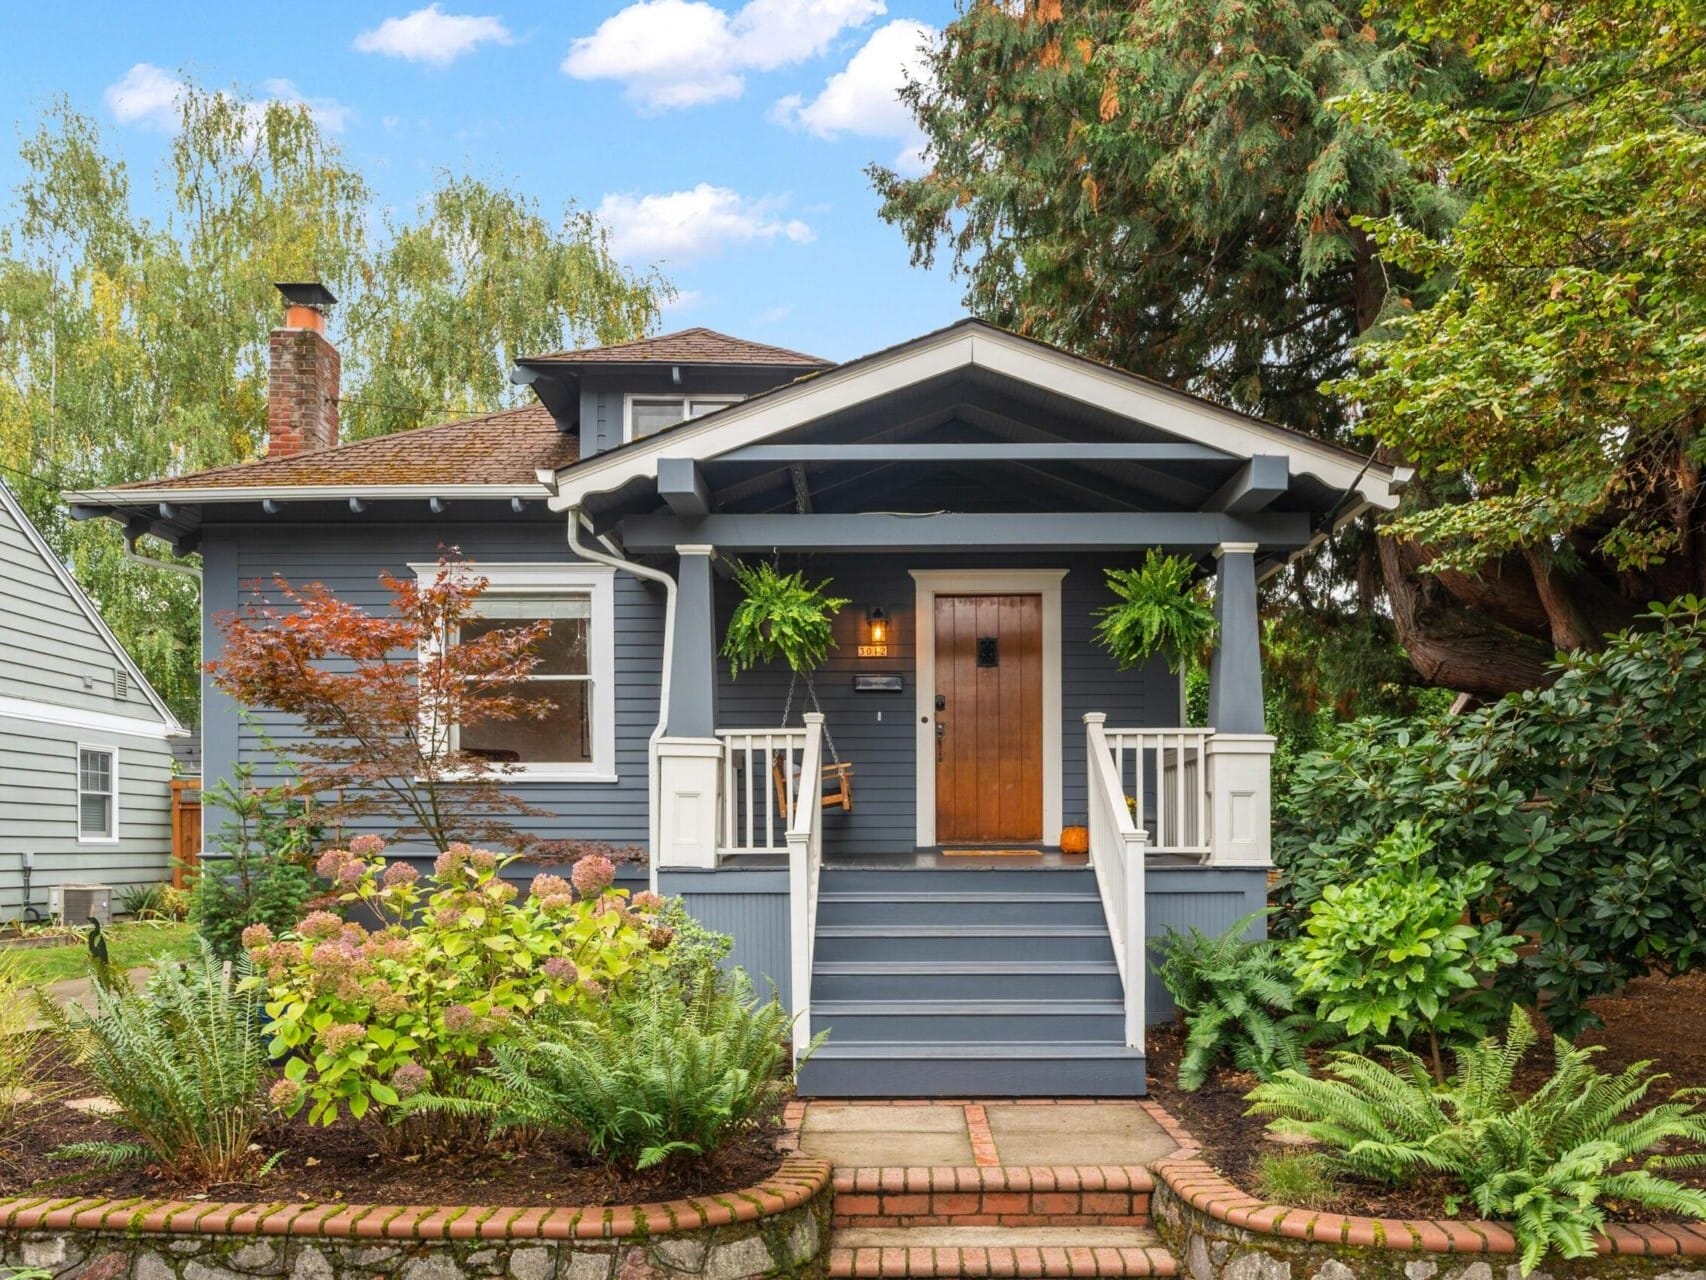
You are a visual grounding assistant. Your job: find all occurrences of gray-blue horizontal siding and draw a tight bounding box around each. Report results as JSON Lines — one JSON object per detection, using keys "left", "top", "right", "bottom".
{"left": 200, "top": 519, "right": 663, "bottom": 852}
{"left": 1144, "top": 865, "right": 1268, "bottom": 1024}
{"left": 711, "top": 554, "right": 1180, "bottom": 856}
{"left": 658, "top": 868, "right": 790, "bottom": 1006}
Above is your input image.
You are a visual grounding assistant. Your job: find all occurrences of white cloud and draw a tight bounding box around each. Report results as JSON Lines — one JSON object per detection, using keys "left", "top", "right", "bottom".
{"left": 104, "top": 63, "right": 351, "bottom": 134}
{"left": 661, "top": 288, "right": 707, "bottom": 314}
{"left": 562, "top": 0, "right": 882, "bottom": 112}
{"left": 773, "top": 18, "right": 935, "bottom": 171}
{"left": 105, "top": 63, "right": 184, "bottom": 129}
{"left": 597, "top": 184, "right": 814, "bottom": 262}
{"left": 353, "top": 5, "right": 514, "bottom": 66}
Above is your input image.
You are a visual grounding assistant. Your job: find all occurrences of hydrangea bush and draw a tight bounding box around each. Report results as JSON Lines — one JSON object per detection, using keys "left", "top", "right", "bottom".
{"left": 246, "top": 837, "right": 673, "bottom": 1127}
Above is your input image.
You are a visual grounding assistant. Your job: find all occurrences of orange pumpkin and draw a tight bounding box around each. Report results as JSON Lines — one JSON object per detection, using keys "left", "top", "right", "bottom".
{"left": 1059, "top": 825, "right": 1089, "bottom": 856}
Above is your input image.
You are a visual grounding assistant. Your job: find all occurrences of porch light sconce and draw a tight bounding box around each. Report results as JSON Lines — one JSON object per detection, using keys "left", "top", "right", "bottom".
{"left": 858, "top": 606, "right": 890, "bottom": 659}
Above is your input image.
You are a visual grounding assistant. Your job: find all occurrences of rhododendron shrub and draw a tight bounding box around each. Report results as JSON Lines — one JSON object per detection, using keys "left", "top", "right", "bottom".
{"left": 248, "top": 838, "right": 672, "bottom": 1127}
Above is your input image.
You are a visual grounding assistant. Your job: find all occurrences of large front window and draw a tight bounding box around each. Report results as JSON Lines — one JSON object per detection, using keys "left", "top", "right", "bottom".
{"left": 416, "top": 562, "right": 617, "bottom": 782}
{"left": 626, "top": 395, "right": 739, "bottom": 441}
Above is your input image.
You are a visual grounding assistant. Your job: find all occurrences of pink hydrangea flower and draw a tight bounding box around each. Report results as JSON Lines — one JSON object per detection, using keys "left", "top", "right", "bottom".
{"left": 315, "top": 849, "right": 350, "bottom": 881}
{"left": 631, "top": 891, "right": 664, "bottom": 912}
{"left": 443, "top": 1004, "right": 476, "bottom": 1032}
{"left": 530, "top": 873, "right": 571, "bottom": 900}
{"left": 240, "top": 923, "right": 274, "bottom": 950}
{"left": 336, "top": 861, "right": 365, "bottom": 886}
{"left": 391, "top": 1062, "right": 429, "bottom": 1098}
{"left": 470, "top": 848, "right": 498, "bottom": 872}
{"left": 571, "top": 854, "right": 615, "bottom": 897}
{"left": 316, "top": 1022, "right": 367, "bottom": 1054}
{"left": 299, "top": 910, "right": 343, "bottom": 940}
{"left": 381, "top": 861, "right": 420, "bottom": 888}
{"left": 348, "top": 833, "right": 386, "bottom": 856}
{"left": 579, "top": 976, "right": 607, "bottom": 999}
{"left": 542, "top": 956, "right": 579, "bottom": 984}
{"left": 268, "top": 1078, "right": 304, "bottom": 1111}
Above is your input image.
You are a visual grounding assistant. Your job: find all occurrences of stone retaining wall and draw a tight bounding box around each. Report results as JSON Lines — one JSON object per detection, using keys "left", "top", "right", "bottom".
{"left": 0, "top": 1155, "right": 832, "bottom": 1280}
{"left": 1149, "top": 1153, "right": 1706, "bottom": 1280}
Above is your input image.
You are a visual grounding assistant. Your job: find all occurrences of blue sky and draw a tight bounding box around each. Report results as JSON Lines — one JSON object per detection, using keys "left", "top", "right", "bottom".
{"left": 0, "top": 0, "right": 966, "bottom": 362}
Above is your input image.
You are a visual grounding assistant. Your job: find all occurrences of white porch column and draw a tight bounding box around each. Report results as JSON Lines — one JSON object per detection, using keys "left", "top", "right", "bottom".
{"left": 1205, "top": 543, "right": 1276, "bottom": 867}
{"left": 657, "top": 544, "right": 723, "bottom": 869}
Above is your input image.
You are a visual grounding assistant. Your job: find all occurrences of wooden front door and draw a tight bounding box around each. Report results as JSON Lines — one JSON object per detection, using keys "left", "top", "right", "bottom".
{"left": 934, "top": 594, "right": 1044, "bottom": 843}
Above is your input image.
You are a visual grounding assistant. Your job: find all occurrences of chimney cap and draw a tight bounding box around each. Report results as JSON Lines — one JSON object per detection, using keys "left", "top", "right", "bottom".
{"left": 276, "top": 281, "right": 338, "bottom": 310}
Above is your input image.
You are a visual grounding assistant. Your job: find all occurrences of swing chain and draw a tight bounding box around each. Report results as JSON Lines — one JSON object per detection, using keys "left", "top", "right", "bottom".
{"left": 780, "top": 668, "right": 841, "bottom": 765}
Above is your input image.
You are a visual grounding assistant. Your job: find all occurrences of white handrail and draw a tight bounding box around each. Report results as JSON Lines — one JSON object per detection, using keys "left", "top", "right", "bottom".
{"left": 1084, "top": 713, "right": 1148, "bottom": 1051}
{"left": 715, "top": 726, "right": 811, "bottom": 855}
{"left": 784, "top": 712, "right": 826, "bottom": 1062}
{"left": 1104, "top": 727, "right": 1213, "bottom": 858}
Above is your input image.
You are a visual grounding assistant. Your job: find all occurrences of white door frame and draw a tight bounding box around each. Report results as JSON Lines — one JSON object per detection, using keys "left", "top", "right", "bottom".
{"left": 911, "top": 569, "right": 1066, "bottom": 848}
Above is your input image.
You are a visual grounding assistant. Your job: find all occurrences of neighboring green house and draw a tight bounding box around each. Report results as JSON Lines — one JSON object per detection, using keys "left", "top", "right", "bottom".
{"left": 0, "top": 477, "right": 187, "bottom": 921}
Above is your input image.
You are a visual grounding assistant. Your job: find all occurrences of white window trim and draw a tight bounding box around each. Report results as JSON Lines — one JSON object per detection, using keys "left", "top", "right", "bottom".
{"left": 621, "top": 393, "right": 742, "bottom": 445}
{"left": 409, "top": 561, "right": 618, "bottom": 783}
{"left": 76, "top": 742, "right": 120, "bottom": 844}
{"left": 911, "top": 569, "right": 1066, "bottom": 849}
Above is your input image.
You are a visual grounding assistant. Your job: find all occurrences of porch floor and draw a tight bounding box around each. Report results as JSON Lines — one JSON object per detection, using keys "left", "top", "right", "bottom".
{"left": 796, "top": 1098, "right": 1178, "bottom": 1168}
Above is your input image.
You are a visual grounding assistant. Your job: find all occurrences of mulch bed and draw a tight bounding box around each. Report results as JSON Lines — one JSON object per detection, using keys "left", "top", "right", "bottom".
{"left": 1145, "top": 968, "right": 1706, "bottom": 1220}
{"left": 0, "top": 1055, "right": 786, "bottom": 1208}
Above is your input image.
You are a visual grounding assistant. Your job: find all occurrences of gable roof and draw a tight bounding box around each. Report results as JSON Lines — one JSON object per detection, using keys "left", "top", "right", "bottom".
{"left": 524, "top": 327, "right": 830, "bottom": 368}
{"left": 85, "top": 403, "right": 567, "bottom": 500}
{"left": 0, "top": 477, "right": 185, "bottom": 733}
{"left": 547, "top": 318, "right": 1404, "bottom": 513}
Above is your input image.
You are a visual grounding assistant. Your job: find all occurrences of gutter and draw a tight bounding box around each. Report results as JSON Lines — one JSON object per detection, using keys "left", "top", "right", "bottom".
{"left": 124, "top": 529, "right": 202, "bottom": 581}
{"left": 542, "top": 468, "right": 677, "bottom": 894}
{"left": 67, "top": 482, "right": 552, "bottom": 506}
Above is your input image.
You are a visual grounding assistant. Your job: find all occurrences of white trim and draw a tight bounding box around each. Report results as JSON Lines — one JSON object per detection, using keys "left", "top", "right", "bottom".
{"left": 0, "top": 478, "right": 185, "bottom": 734}
{"left": 552, "top": 323, "right": 1400, "bottom": 514}
{"left": 409, "top": 561, "right": 618, "bottom": 782}
{"left": 622, "top": 393, "right": 743, "bottom": 446}
{"left": 68, "top": 483, "right": 551, "bottom": 505}
{"left": 75, "top": 742, "right": 119, "bottom": 844}
{"left": 0, "top": 695, "right": 180, "bottom": 740}
{"left": 1215, "top": 542, "right": 1260, "bottom": 557}
{"left": 910, "top": 569, "right": 1066, "bottom": 848}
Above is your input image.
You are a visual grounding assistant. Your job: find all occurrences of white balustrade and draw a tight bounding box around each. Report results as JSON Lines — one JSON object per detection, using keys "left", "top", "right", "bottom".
{"left": 715, "top": 726, "right": 812, "bottom": 856}
{"left": 1084, "top": 713, "right": 1148, "bottom": 1050}
{"left": 1103, "top": 727, "right": 1214, "bottom": 858}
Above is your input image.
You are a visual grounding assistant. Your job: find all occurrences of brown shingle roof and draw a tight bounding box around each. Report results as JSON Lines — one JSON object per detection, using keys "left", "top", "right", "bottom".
{"left": 115, "top": 402, "right": 570, "bottom": 491}
{"left": 526, "top": 326, "right": 830, "bottom": 367}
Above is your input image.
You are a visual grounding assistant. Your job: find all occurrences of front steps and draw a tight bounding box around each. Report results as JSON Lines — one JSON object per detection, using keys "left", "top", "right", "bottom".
{"left": 827, "top": 1166, "right": 1175, "bottom": 1278}
{"left": 799, "top": 866, "right": 1145, "bottom": 1098}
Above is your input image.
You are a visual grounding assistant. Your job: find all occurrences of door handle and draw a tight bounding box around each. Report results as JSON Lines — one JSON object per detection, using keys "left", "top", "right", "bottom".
{"left": 936, "top": 720, "right": 945, "bottom": 762}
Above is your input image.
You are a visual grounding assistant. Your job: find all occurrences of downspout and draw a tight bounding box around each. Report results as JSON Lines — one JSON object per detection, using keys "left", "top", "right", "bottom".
{"left": 559, "top": 502, "right": 677, "bottom": 895}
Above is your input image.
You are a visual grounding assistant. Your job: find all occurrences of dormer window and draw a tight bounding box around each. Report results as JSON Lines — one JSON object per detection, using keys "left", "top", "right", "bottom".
{"left": 625, "top": 394, "right": 741, "bottom": 442}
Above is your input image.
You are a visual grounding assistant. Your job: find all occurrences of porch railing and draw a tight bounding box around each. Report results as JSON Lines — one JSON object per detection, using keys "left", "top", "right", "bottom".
{"left": 1084, "top": 713, "right": 1147, "bottom": 1050}
{"left": 784, "top": 713, "right": 826, "bottom": 1061}
{"left": 715, "top": 726, "right": 812, "bottom": 856}
{"left": 1103, "top": 727, "right": 1213, "bottom": 858}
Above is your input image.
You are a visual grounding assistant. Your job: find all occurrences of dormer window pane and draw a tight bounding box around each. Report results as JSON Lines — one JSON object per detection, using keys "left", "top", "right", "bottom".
{"left": 628, "top": 395, "right": 741, "bottom": 440}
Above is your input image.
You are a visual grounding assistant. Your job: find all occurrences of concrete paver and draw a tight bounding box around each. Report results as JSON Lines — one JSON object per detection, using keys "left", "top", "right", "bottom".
{"left": 800, "top": 1102, "right": 977, "bottom": 1166}
{"left": 982, "top": 1102, "right": 1175, "bottom": 1166}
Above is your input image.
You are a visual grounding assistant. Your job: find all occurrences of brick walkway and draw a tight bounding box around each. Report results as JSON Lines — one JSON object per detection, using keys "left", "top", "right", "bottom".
{"left": 791, "top": 1099, "right": 1185, "bottom": 1278}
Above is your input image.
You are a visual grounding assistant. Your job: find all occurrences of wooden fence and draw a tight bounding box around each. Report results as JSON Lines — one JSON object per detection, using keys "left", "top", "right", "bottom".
{"left": 171, "top": 778, "right": 202, "bottom": 889}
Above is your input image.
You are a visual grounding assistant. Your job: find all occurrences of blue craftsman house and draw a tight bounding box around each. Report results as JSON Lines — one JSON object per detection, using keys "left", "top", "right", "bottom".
{"left": 71, "top": 284, "right": 1404, "bottom": 1097}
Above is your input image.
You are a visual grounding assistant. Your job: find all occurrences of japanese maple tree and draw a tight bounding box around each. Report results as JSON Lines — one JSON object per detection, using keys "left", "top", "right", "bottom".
{"left": 207, "top": 556, "right": 552, "bottom": 851}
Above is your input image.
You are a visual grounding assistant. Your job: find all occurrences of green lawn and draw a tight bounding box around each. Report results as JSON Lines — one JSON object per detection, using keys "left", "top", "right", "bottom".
{"left": 2, "top": 921, "right": 199, "bottom": 987}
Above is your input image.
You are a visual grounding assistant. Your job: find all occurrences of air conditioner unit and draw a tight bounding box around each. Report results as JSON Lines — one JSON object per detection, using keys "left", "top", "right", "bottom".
{"left": 51, "top": 883, "right": 113, "bottom": 927}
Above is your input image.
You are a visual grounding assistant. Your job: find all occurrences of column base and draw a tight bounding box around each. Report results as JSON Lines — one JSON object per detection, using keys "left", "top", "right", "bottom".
{"left": 1205, "top": 733, "right": 1276, "bottom": 868}
{"left": 656, "top": 737, "right": 723, "bottom": 869}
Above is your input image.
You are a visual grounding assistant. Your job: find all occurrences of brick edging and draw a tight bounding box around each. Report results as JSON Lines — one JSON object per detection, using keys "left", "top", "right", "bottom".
{"left": 0, "top": 1154, "right": 831, "bottom": 1244}
{"left": 1139, "top": 1098, "right": 1706, "bottom": 1259}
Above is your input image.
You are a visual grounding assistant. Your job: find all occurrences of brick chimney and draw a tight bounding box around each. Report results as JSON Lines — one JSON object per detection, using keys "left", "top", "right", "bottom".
{"left": 267, "top": 282, "right": 340, "bottom": 458}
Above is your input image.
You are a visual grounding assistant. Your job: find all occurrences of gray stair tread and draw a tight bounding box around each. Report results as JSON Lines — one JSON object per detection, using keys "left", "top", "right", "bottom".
{"left": 815, "top": 959, "right": 1118, "bottom": 973}
{"left": 817, "top": 923, "right": 1107, "bottom": 937}
{"left": 835, "top": 1227, "right": 1161, "bottom": 1248}
{"left": 819, "top": 891, "right": 1096, "bottom": 903}
{"left": 814, "top": 998, "right": 1124, "bottom": 1015}
{"left": 808, "top": 1040, "right": 1143, "bottom": 1059}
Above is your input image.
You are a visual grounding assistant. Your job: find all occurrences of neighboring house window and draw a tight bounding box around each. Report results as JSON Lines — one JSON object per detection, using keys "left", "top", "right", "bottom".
{"left": 77, "top": 746, "right": 117, "bottom": 841}
{"left": 414, "top": 562, "right": 618, "bottom": 782}
{"left": 625, "top": 394, "right": 740, "bottom": 441}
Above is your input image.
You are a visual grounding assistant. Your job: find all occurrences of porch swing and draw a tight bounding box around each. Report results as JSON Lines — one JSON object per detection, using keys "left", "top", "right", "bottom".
{"left": 770, "top": 668, "right": 855, "bottom": 816}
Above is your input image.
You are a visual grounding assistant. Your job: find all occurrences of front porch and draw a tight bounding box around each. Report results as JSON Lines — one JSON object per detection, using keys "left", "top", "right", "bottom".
{"left": 545, "top": 321, "right": 1400, "bottom": 1095}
